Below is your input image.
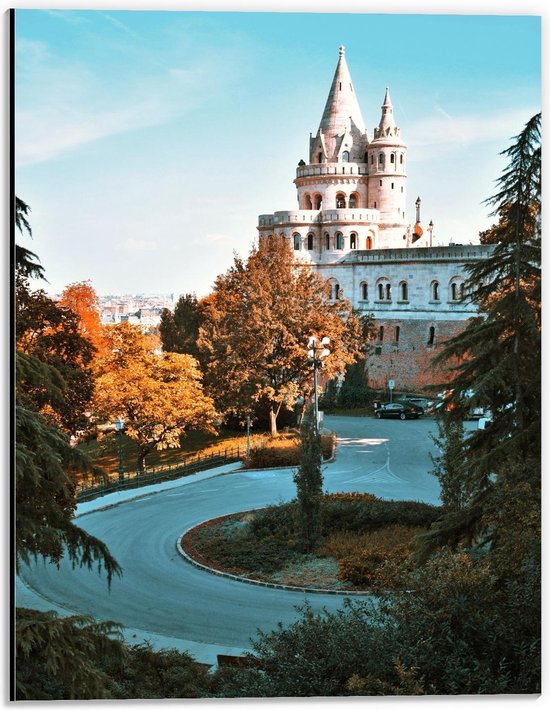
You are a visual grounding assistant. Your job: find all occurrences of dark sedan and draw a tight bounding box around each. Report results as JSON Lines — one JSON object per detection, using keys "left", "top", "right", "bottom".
{"left": 375, "top": 402, "right": 422, "bottom": 420}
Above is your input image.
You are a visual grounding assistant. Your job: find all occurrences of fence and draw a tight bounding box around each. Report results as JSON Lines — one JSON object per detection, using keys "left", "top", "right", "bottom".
{"left": 76, "top": 446, "right": 243, "bottom": 503}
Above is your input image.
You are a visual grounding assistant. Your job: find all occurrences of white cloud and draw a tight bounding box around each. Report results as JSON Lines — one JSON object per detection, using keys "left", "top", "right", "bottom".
{"left": 407, "top": 106, "right": 538, "bottom": 161}
{"left": 116, "top": 238, "right": 157, "bottom": 251}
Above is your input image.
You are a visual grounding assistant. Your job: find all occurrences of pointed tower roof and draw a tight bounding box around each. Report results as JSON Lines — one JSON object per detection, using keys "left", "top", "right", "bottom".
{"left": 318, "top": 45, "right": 366, "bottom": 136}
{"left": 372, "top": 86, "right": 405, "bottom": 145}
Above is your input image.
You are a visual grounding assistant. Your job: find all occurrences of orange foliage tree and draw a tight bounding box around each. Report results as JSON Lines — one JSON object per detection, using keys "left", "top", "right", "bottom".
{"left": 59, "top": 281, "right": 106, "bottom": 359}
{"left": 94, "top": 323, "right": 217, "bottom": 471}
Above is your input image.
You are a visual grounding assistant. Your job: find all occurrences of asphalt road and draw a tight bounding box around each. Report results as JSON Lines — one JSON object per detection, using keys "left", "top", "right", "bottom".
{"left": 18, "top": 415, "right": 477, "bottom": 658}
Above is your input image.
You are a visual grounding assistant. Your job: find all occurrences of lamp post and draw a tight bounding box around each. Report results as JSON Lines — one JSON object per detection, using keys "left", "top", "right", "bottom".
{"left": 115, "top": 417, "right": 125, "bottom": 484}
{"left": 307, "top": 336, "right": 330, "bottom": 434}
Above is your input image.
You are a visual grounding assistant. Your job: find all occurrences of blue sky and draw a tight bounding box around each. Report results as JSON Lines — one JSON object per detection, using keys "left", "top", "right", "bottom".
{"left": 14, "top": 6, "right": 541, "bottom": 297}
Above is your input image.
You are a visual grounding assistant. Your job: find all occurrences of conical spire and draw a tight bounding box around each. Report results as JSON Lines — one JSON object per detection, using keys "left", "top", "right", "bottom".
{"left": 377, "top": 86, "right": 396, "bottom": 132}
{"left": 318, "top": 45, "right": 366, "bottom": 136}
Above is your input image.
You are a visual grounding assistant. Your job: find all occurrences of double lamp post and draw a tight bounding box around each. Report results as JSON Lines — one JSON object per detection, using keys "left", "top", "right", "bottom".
{"left": 307, "top": 336, "right": 330, "bottom": 434}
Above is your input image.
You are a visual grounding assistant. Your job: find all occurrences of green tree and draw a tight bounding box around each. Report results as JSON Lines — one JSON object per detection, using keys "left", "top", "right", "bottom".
{"left": 293, "top": 408, "right": 323, "bottom": 552}
{"left": 198, "top": 236, "right": 365, "bottom": 435}
{"left": 429, "top": 414, "right": 468, "bottom": 511}
{"left": 15, "top": 196, "right": 45, "bottom": 280}
{"left": 159, "top": 293, "right": 202, "bottom": 358}
{"left": 426, "top": 113, "right": 541, "bottom": 553}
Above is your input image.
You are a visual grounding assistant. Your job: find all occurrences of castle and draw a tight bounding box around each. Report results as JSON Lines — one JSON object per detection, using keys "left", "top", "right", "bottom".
{"left": 257, "top": 46, "right": 493, "bottom": 392}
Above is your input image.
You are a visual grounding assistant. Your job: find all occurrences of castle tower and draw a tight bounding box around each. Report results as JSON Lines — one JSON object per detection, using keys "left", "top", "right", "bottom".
{"left": 366, "top": 87, "right": 408, "bottom": 247}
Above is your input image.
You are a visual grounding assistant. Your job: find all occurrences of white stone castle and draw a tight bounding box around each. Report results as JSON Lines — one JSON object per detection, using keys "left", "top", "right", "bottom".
{"left": 257, "top": 46, "right": 493, "bottom": 391}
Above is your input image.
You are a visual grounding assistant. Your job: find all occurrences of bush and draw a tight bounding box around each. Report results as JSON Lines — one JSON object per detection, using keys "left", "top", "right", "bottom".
{"left": 242, "top": 433, "right": 335, "bottom": 469}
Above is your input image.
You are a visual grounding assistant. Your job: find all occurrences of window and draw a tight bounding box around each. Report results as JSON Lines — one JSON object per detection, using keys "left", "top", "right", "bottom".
{"left": 379, "top": 153, "right": 384, "bottom": 165}
{"left": 318, "top": 152, "right": 322, "bottom": 163}
{"left": 365, "top": 152, "right": 369, "bottom": 163}
{"left": 428, "top": 326, "right": 435, "bottom": 346}
{"left": 304, "top": 194, "right": 312, "bottom": 209}
{"left": 371, "top": 154, "right": 374, "bottom": 164}
{"left": 460, "top": 283, "right": 465, "bottom": 300}
{"left": 400, "top": 281, "right": 408, "bottom": 301}
{"left": 293, "top": 233, "right": 301, "bottom": 250}
{"left": 331, "top": 282, "right": 340, "bottom": 300}
{"left": 379, "top": 325, "right": 384, "bottom": 342}
{"left": 307, "top": 233, "right": 314, "bottom": 250}
{"left": 374, "top": 202, "right": 377, "bottom": 209}
{"left": 342, "top": 150, "right": 349, "bottom": 162}
{"left": 336, "top": 232, "right": 344, "bottom": 250}
{"left": 395, "top": 326, "right": 400, "bottom": 343}
{"left": 361, "top": 282, "right": 368, "bottom": 300}
{"left": 376, "top": 278, "right": 391, "bottom": 301}
{"left": 336, "top": 193, "right": 346, "bottom": 209}
{"left": 432, "top": 281, "right": 440, "bottom": 301}
{"left": 391, "top": 182, "right": 394, "bottom": 189}
{"left": 325, "top": 233, "right": 330, "bottom": 250}
{"left": 400, "top": 154, "right": 403, "bottom": 164}
{"left": 350, "top": 232, "right": 357, "bottom": 249}
{"left": 390, "top": 153, "right": 395, "bottom": 164}
{"left": 379, "top": 180, "right": 382, "bottom": 187}
{"left": 349, "top": 193, "right": 358, "bottom": 208}
{"left": 366, "top": 236, "right": 373, "bottom": 249}
{"left": 314, "top": 194, "right": 322, "bottom": 210}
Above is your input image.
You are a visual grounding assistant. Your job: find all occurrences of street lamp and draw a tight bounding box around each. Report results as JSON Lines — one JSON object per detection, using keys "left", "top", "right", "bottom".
{"left": 307, "top": 336, "right": 330, "bottom": 434}
{"left": 115, "top": 417, "right": 125, "bottom": 484}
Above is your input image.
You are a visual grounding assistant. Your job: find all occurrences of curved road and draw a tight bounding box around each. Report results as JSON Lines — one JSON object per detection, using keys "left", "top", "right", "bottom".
{"left": 18, "top": 416, "right": 472, "bottom": 660}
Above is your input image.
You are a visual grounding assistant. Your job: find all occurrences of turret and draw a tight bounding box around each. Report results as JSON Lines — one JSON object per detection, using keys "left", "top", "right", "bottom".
{"left": 366, "top": 87, "right": 408, "bottom": 246}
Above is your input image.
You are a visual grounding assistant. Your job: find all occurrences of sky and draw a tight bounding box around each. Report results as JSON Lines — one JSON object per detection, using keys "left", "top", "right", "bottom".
{"left": 13, "top": 3, "right": 542, "bottom": 298}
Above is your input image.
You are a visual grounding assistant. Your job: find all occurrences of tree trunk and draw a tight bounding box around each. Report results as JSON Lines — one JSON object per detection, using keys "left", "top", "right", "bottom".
{"left": 269, "top": 408, "right": 278, "bottom": 437}
{"left": 137, "top": 446, "right": 149, "bottom": 473}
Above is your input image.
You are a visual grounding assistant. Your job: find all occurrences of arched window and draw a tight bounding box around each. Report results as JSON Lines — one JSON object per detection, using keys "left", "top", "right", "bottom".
{"left": 293, "top": 233, "right": 301, "bottom": 251}
{"left": 400, "top": 154, "right": 404, "bottom": 164}
{"left": 350, "top": 232, "right": 357, "bottom": 249}
{"left": 366, "top": 236, "right": 373, "bottom": 250}
{"left": 400, "top": 281, "right": 408, "bottom": 301}
{"left": 376, "top": 278, "right": 391, "bottom": 301}
{"left": 451, "top": 283, "right": 457, "bottom": 300}
{"left": 428, "top": 326, "right": 435, "bottom": 346}
{"left": 304, "top": 194, "right": 312, "bottom": 210}
{"left": 370, "top": 154, "right": 374, "bottom": 164}
{"left": 336, "top": 232, "right": 344, "bottom": 250}
{"left": 318, "top": 152, "right": 322, "bottom": 163}
{"left": 364, "top": 152, "right": 369, "bottom": 163}
{"left": 307, "top": 233, "right": 314, "bottom": 250}
{"left": 395, "top": 326, "right": 400, "bottom": 343}
{"left": 325, "top": 233, "right": 330, "bottom": 250}
{"left": 390, "top": 153, "right": 395, "bottom": 164}
{"left": 314, "top": 194, "right": 322, "bottom": 210}
{"left": 341, "top": 150, "right": 349, "bottom": 162}
{"left": 349, "top": 193, "right": 358, "bottom": 208}
{"left": 460, "top": 283, "right": 465, "bottom": 300}
{"left": 329, "top": 281, "right": 340, "bottom": 300}
{"left": 336, "top": 193, "right": 346, "bottom": 209}
{"left": 361, "top": 282, "right": 368, "bottom": 300}
{"left": 432, "top": 281, "right": 440, "bottom": 301}
{"left": 379, "top": 153, "right": 385, "bottom": 165}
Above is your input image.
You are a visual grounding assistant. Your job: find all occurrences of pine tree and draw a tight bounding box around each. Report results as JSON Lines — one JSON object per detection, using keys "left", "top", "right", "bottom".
{"left": 293, "top": 408, "right": 323, "bottom": 552}
{"left": 423, "top": 113, "right": 541, "bottom": 554}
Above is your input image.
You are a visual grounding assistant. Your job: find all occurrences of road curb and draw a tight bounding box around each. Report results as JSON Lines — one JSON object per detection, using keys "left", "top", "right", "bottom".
{"left": 176, "top": 515, "right": 372, "bottom": 597}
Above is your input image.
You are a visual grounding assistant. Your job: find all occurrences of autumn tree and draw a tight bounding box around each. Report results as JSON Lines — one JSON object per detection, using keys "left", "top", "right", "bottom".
{"left": 159, "top": 293, "right": 202, "bottom": 358}
{"left": 198, "top": 236, "right": 365, "bottom": 435}
{"left": 94, "top": 323, "right": 217, "bottom": 471}
{"left": 59, "top": 280, "right": 106, "bottom": 359}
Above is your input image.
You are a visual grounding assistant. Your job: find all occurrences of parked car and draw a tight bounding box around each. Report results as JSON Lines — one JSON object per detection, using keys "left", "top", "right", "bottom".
{"left": 396, "top": 397, "right": 431, "bottom": 414}
{"left": 375, "top": 402, "right": 423, "bottom": 420}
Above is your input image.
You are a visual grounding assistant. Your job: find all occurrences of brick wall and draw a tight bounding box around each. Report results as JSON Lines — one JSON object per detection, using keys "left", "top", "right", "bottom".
{"left": 365, "top": 317, "right": 466, "bottom": 393}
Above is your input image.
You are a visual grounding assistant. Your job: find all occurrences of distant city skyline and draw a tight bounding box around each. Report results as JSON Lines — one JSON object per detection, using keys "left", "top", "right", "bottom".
{"left": 15, "top": 7, "right": 541, "bottom": 297}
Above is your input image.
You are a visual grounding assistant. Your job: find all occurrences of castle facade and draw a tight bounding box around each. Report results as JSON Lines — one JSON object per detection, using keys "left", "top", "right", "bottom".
{"left": 257, "top": 46, "right": 493, "bottom": 392}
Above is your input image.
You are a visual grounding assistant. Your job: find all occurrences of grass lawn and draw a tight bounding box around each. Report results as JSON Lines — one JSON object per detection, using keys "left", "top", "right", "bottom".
{"left": 77, "top": 429, "right": 254, "bottom": 479}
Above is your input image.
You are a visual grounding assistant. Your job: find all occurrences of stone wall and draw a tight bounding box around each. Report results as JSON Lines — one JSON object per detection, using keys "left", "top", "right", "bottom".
{"left": 365, "top": 317, "right": 467, "bottom": 393}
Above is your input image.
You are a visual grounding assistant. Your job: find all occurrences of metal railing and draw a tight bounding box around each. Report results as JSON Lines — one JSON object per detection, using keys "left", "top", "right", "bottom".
{"left": 76, "top": 446, "right": 243, "bottom": 503}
